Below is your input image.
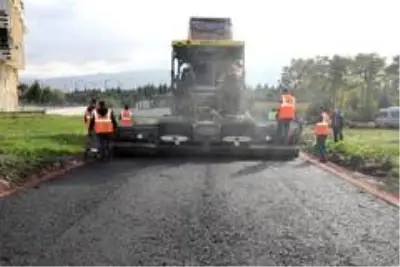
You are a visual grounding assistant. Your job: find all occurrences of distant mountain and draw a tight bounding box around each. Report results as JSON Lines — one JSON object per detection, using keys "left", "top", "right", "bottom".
{"left": 20, "top": 68, "right": 279, "bottom": 91}
{"left": 20, "top": 70, "right": 170, "bottom": 91}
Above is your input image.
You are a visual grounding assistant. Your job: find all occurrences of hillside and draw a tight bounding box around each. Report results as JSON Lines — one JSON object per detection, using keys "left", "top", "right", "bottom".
{"left": 20, "top": 70, "right": 170, "bottom": 91}
{"left": 20, "top": 68, "right": 279, "bottom": 90}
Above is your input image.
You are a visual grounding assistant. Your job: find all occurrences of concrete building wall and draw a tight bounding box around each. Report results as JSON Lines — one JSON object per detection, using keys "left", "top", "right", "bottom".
{"left": 0, "top": 0, "right": 26, "bottom": 111}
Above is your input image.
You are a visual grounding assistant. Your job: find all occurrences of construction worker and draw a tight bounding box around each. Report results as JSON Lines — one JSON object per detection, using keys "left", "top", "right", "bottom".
{"left": 277, "top": 88, "right": 296, "bottom": 144}
{"left": 181, "top": 64, "right": 195, "bottom": 93}
{"left": 83, "top": 99, "right": 97, "bottom": 153}
{"left": 177, "top": 64, "right": 195, "bottom": 113}
{"left": 84, "top": 98, "right": 97, "bottom": 128}
{"left": 88, "top": 101, "right": 118, "bottom": 160}
{"left": 119, "top": 104, "right": 134, "bottom": 126}
{"left": 314, "top": 114, "right": 330, "bottom": 162}
{"left": 331, "top": 108, "right": 344, "bottom": 142}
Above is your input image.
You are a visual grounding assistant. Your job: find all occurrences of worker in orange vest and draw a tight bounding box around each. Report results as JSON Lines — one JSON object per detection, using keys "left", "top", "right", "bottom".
{"left": 277, "top": 88, "right": 296, "bottom": 144}
{"left": 314, "top": 115, "right": 330, "bottom": 163}
{"left": 88, "top": 101, "right": 118, "bottom": 160}
{"left": 119, "top": 104, "right": 134, "bottom": 126}
{"left": 84, "top": 98, "right": 97, "bottom": 128}
{"left": 83, "top": 99, "right": 97, "bottom": 153}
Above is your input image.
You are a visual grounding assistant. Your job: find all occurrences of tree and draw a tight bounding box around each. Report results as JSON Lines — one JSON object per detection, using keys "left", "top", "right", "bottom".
{"left": 328, "top": 55, "right": 349, "bottom": 106}
{"left": 24, "top": 81, "right": 42, "bottom": 103}
{"left": 352, "top": 53, "right": 386, "bottom": 119}
{"left": 279, "top": 53, "right": 398, "bottom": 120}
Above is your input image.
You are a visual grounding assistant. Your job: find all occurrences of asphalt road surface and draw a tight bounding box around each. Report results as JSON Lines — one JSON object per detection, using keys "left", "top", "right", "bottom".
{"left": 0, "top": 157, "right": 399, "bottom": 266}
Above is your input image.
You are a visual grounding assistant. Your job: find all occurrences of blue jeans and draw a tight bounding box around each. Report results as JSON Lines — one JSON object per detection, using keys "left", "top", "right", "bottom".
{"left": 332, "top": 127, "right": 343, "bottom": 142}
{"left": 277, "top": 119, "right": 291, "bottom": 144}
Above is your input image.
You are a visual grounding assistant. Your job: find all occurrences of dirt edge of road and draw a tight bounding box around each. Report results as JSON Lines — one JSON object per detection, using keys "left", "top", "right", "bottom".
{"left": 300, "top": 152, "right": 399, "bottom": 207}
{"left": 0, "top": 159, "right": 85, "bottom": 198}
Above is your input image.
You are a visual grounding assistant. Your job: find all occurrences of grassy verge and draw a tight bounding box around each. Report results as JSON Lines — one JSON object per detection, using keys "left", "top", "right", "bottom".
{"left": 0, "top": 115, "right": 86, "bottom": 186}
{"left": 302, "top": 127, "right": 399, "bottom": 193}
{"left": 0, "top": 113, "right": 160, "bottom": 186}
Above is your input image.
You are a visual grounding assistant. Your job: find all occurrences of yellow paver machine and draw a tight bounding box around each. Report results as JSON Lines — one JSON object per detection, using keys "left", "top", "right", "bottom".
{"left": 113, "top": 17, "right": 301, "bottom": 159}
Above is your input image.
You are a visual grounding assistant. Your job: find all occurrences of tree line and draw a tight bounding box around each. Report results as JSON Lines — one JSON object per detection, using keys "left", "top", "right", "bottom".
{"left": 18, "top": 53, "right": 399, "bottom": 120}
{"left": 18, "top": 82, "right": 171, "bottom": 107}
{"left": 18, "top": 80, "right": 279, "bottom": 108}
{"left": 278, "top": 53, "right": 399, "bottom": 120}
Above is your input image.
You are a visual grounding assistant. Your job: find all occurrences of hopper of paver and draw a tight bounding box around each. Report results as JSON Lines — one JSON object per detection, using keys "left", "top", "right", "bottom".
{"left": 171, "top": 17, "right": 244, "bottom": 116}
{"left": 188, "top": 17, "right": 233, "bottom": 40}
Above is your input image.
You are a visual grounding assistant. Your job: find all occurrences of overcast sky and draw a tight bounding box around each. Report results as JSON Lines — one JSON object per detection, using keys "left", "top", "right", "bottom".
{"left": 22, "top": 0, "right": 399, "bottom": 82}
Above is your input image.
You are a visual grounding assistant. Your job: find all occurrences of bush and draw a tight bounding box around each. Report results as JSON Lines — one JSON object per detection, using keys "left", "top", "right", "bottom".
{"left": 302, "top": 127, "right": 399, "bottom": 185}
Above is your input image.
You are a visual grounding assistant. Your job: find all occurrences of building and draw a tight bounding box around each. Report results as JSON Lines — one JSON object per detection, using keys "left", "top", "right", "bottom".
{"left": 0, "top": 0, "right": 27, "bottom": 111}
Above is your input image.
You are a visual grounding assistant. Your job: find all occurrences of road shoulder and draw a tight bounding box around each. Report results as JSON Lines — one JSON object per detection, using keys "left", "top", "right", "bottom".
{"left": 301, "top": 152, "right": 399, "bottom": 207}
{"left": 0, "top": 158, "right": 85, "bottom": 197}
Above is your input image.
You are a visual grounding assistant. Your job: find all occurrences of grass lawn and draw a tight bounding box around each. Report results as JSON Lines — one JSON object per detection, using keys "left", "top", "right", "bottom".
{"left": 0, "top": 113, "right": 160, "bottom": 185}
{"left": 303, "top": 127, "right": 400, "bottom": 181}
{"left": 303, "top": 127, "right": 400, "bottom": 194}
{"left": 0, "top": 115, "right": 86, "bottom": 158}
{"left": 332, "top": 128, "right": 399, "bottom": 192}
{"left": 303, "top": 127, "right": 399, "bottom": 157}
{"left": 0, "top": 114, "right": 159, "bottom": 158}
{"left": 0, "top": 114, "right": 86, "bottom": 185}
{"left": 330, "top": 128, "right": 399, "bottom": 170}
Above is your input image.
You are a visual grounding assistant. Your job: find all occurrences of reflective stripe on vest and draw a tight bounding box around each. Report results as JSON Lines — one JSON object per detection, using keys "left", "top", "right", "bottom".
{"left": 120, "top": 110, "right": 133, "bottom": 126}
{"left": 278, "top": 94, "right": 296, "bottom": 119}
{"left": 94, "top": 110, "right": 114, "bottom": 133}
{"left": 314, "top": 121, "right": 329, "bottom": 135}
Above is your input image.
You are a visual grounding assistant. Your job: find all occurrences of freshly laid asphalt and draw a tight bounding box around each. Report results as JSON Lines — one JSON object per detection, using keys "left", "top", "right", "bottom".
{"left": 0, "top": 157, "right": 398, "bottom": 266}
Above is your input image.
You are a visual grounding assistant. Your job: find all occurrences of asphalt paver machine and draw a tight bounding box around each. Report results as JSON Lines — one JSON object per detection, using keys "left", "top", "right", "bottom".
{"left": 112, "top": 17, "right": 301, "bottom": 159}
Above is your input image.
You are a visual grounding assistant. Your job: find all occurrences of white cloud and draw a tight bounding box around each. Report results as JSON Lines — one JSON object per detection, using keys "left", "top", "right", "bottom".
{"left": 21, "top": 0, "right": 400, "bottom": 83}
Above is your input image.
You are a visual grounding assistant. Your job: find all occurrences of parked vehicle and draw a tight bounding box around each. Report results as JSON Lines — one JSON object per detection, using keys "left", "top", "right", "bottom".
{"left": 375, "top": 106, "right": 399, "bottom": 128}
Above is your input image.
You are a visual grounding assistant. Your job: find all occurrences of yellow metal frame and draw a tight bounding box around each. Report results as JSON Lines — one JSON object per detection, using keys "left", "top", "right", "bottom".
{"left": 172, "top": 39, "right": 244, "bottom": 47}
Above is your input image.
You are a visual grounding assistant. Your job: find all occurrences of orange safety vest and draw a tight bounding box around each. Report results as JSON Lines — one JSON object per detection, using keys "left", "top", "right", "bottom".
{"left": 314, "top": 121, "right": 330, "bottom": 136}
{"left": 278, "top": 94, "right": 296, "bottom": 120}
{"left": 119, "top": 109, "right": 133, "bottom": 126}
{"left": 94, "top": 110, "right": 114, "bottom": 134}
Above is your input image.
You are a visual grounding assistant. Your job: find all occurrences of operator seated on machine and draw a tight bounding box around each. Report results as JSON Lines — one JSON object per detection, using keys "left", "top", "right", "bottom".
{"left": 180, "top": 64, "right": 195, "bottom": 94}
{"left": 176, "top": 64, "right": 195, "bottom": 113}
{"left": 219, "top": 62, "right": 241, "bottom": 115}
